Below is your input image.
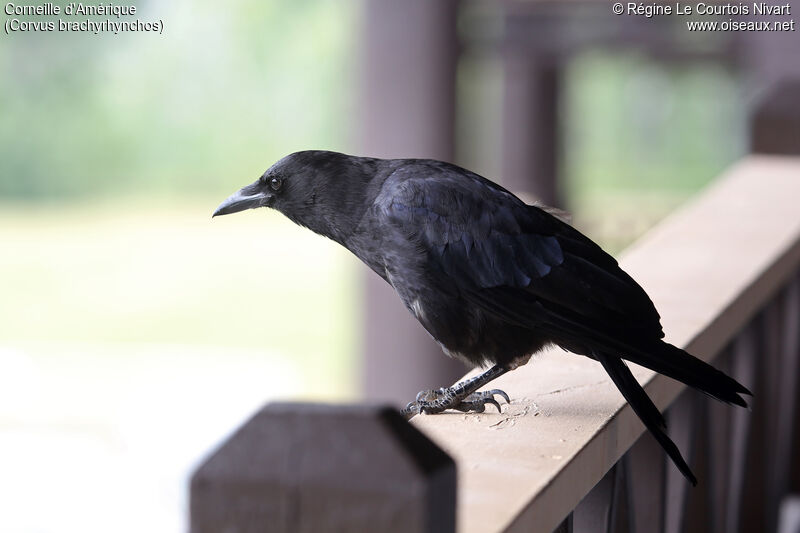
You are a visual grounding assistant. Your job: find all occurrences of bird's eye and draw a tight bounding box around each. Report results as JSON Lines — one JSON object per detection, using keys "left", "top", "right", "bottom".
{"left": 270, "top": 177, "right": 283, "bottom": 191}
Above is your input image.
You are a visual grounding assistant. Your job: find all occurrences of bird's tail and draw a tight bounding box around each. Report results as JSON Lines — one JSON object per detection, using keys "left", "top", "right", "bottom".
{"left": 621, "top": 340, "right": 751, "bottom": 408}
{"left": 536, "top": 303, "right": 751, "bottom": 408}
{"left": 594, "top": 351, "right": 698, "bottom": 486}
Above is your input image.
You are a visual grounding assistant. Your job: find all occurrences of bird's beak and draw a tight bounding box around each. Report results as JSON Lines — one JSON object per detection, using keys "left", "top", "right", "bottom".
{"left": 212, "top": 184, "right": 270, "bottom": 217}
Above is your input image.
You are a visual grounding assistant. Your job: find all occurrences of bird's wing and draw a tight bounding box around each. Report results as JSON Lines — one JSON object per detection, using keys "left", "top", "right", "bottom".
{"left": 376, "top": 167, "right": 664, "bottom": 342}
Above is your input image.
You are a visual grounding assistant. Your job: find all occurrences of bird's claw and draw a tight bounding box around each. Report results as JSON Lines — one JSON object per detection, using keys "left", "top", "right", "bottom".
{"left": 452, "top": 396, "right": 501, "bottom": 413}
{"left": 481, "top": 388, "right": 511, "bottom": 404}
{"left": 452, "top": 389, "right": 510, "bottom": 413}
{"left": 400, "top": 387, "right": 511, "bottom": 419}
{"left": 401, "top": 401, "right": 422, "bottom": 420}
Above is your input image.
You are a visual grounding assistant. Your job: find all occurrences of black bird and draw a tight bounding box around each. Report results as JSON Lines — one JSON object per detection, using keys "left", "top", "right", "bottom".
{"left": 213, "top": 150, "right": 750, "bottom": 485}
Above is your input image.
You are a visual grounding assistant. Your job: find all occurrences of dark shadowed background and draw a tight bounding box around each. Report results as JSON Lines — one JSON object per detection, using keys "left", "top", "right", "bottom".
{"left": 1, "top": 0, "right": 797, "bottom": 531}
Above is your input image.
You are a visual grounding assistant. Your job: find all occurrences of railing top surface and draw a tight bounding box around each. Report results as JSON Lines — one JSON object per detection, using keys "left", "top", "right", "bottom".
{"left": 410, "top": 155, "right": 800, "bottom": 533}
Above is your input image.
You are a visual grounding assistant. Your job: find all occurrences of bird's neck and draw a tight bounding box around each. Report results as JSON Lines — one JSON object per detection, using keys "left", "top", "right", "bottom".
{"left": 285, "top": 175, "right": 379, "bottom": 246}
{"left": 287, "top": 203, "right": 363, "bottom": 246}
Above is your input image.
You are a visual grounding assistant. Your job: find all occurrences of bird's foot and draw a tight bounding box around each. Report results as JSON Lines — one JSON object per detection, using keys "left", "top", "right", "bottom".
{"left": 401, "top": 387, "right": 510, "bottom": 419}
{"left": 451, "top": 389, "right": 511, "bottom": 413}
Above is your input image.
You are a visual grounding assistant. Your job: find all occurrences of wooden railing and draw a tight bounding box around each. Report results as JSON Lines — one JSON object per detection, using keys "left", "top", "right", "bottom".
{"left": 189, "top": 155, "right": 800, "bottom": 533}
{"left": 412, "top": 154, "right": 800, "bottom": 533}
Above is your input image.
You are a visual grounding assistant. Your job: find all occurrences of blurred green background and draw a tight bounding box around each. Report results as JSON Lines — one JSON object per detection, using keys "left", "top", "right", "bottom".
{"left": 1, "top": 0, "right": 361, "bottom": 396}
{"left": 0, "top": 1, "right": 747, "bottom": 531}
{"left": 1, "top": 0, "right": 356, "bottom": 198}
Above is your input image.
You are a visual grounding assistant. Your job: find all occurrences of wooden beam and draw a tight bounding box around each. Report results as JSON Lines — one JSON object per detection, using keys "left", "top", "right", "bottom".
{"left": 751, "top": 80, "right": 800, "bottom": 156}
{"left": 410, "top": 155, "right": 800, "bottom": 533}
{"left": 190, "top": 404, "right": 455, "bottom": 533}
{"left": 358, "top": 0, "right": 465, "bottom": 405}
{"left": 501, "top": 51, "right": 561, "bottom": 207}
{"left": 778, "top": 496, "right": 800, "bottom": 533}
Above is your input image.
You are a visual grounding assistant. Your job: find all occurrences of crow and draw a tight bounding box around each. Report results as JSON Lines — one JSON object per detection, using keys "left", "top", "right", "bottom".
{"left": 213, "top": 150, "right": 750, "bottom": 485}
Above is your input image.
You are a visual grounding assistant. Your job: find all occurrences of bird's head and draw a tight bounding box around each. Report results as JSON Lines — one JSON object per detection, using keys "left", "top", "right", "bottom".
{"left": 213, "top": 150, "right": 377, "bottom": 244}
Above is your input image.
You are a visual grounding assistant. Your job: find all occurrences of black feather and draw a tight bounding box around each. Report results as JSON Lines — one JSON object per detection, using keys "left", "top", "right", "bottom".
{"left": 595, "top": 352, "right": 698, "bottom": 486}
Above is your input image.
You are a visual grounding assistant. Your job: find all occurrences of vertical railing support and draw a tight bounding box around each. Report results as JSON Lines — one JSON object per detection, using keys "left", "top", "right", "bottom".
{"left": 778, "top": 496, "right": 800, "bottom": 533}
{"left": 190, "top": 404, "right": 455, "bottom": 533}
{"left": 501, "top": 48, "right": 562, "bottom": 207}
{"left": 750, "top": 79, "right": 800, "bottom": 156}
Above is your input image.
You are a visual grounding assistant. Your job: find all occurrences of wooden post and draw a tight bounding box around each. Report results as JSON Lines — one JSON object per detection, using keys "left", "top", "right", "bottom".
{"left": 358, "top": 0, "right": 465, "bottom": 405}
{"left": 779, "top": 496, "right": 800, "bottom": 533}
{"left": 572, "top": 464, "right": 620, "bottom": 533}
{"left": 786, "top": 276, "right": 800, "bottom": 493}
{"left": 625, "top": 432, "right": 666, "bottom": 533}
{"left": 726, "top": 323, "right": 762, "bottom": 533}
{"left": 501, "top": 51, "right": 561, "bottom": 207}
{"left": 190, "top": 403, "right": 455, "bottom": 533}
{"left": 774, "top": 275, "right": 800, "bottom": 495}
{"left": 750, "top": 79, "right": 800, "bottom": 155}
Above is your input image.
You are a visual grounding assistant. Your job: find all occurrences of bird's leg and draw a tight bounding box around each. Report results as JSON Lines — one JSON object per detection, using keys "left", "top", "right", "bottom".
{"left": 401, "top": 364, "right": 510, "bottom": 420}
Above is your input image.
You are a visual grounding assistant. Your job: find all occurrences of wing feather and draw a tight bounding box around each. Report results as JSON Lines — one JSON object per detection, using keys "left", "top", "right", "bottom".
{"left": 376, "top": 167, "right": 663, "bottom": 340}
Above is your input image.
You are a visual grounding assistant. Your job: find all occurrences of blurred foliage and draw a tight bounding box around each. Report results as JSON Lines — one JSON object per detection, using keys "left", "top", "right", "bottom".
{"left": 0, "top": 0, "right": 749, "bottom": 356}
{"left": 0, "top": 0, "right": 356, "bottom": 199}
{"left": 564, "top": 49, "right": 746, "bottom": 204}
{"left": 455, "top": 44, "right": 746, "bottom": 253}
{"left": 563, "top": 50, "right": 747, "bottom": 252}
